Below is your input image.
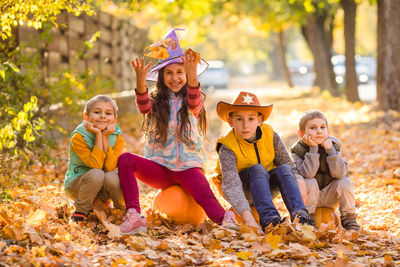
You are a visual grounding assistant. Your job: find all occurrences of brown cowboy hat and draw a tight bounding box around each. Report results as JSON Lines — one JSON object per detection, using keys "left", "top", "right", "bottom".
{"left": 217, "top": 91, "right": 273, "bottom": 122}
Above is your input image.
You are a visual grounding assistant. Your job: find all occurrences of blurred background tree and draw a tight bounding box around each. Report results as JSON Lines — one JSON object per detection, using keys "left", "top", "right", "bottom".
{"left": 114, "top": 0, "right": 398, "bottom": 109}
{"left": 376, "top": 0, "right": 400, "bottom": 111}
{"left": 1, "top": 0, "right": 399, "bottom": 174}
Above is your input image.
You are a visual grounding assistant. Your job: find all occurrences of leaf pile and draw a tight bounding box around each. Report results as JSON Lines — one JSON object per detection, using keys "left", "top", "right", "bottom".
{"left": 1, "top": 89, "right": 400, "bottom": 266}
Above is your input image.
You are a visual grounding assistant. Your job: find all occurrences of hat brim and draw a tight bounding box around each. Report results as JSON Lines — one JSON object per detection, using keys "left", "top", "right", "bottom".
{"left": 146, "top": 57, "right": 209, "bottom": 82}
{"left": 217, "top": 102, "right": 273, "bottom": 122}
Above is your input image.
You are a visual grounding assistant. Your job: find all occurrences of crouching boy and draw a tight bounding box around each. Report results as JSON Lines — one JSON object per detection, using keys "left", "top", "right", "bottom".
{"left": 64, "top": 95, "right": 125, "bottom": 222}
{"left": 290, "top": 110, "right": 360, "bottom": 231}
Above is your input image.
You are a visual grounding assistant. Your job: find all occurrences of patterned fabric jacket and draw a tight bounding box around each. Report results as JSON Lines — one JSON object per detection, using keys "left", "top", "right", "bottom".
{"left": 136, "top": 87, "right": 206, "bottom": 171}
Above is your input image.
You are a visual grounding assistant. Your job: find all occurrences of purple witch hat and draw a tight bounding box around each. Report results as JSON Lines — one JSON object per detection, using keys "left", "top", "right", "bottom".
{"left": 146, "top": 28, "right": 209, "bottom": 82}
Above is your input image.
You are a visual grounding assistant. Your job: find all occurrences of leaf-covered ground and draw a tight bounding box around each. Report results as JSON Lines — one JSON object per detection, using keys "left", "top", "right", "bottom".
{"left": 1, "top": 85, "right": 400, "bottom": 266}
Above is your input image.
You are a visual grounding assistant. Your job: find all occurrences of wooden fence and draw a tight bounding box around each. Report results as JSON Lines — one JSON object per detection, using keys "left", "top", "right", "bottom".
{"left": 17, "top": 10, "right": 148, "bottom": 92}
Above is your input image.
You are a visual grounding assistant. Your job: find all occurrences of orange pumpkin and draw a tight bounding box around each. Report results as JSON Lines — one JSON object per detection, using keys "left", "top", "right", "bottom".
{"left": 315, "top": 207, "right": 340, "bottom": 228}
{"left": 153, "top": 185, "right": 206, "bottom": 226}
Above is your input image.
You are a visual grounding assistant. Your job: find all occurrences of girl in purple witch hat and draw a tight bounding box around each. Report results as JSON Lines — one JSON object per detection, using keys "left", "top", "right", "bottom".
{"left": 117, "top": 28, "right": 236, "bottom": 235}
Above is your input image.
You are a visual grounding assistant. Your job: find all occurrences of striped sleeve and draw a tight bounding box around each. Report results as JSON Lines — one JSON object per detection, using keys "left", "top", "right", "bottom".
{"left": 135, "top": 88, "right": 152, "bottom": 114}
{"left": 187, "top": 83, "right": 203, "bottom": 117}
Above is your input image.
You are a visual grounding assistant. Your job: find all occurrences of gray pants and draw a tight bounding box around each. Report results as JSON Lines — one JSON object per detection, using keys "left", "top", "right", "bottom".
{"left": 66, "top": 169, "right": 125, "bottom": 214}
{"left": 305, "top": 177, "right": 356, "bottom": 217}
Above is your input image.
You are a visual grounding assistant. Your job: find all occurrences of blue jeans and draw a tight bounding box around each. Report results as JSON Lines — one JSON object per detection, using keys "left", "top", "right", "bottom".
{"left": 239, "top": 164, "right": 307, "bottom": 227}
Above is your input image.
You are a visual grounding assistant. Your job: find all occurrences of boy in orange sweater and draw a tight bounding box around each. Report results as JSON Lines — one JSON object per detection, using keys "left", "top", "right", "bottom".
{"left": 64, "top": 95, "right": 125, "bottom": 222}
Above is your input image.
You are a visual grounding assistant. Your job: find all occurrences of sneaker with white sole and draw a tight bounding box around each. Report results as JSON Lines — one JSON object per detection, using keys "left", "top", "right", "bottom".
{"left": 119, "top": 208, "right": 147, "bottom": 235}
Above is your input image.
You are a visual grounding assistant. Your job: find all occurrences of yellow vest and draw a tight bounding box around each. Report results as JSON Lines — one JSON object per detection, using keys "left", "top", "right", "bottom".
{"left": 215, "top": 123, "right": 276, "bottom": 180}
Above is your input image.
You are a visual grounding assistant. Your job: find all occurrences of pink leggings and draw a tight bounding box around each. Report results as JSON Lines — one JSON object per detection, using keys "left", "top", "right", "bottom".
{"left": 117, "top": 153, "right": 226, "bottom": 225}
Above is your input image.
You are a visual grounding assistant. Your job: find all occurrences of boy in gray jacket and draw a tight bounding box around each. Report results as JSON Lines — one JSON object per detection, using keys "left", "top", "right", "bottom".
{"left": 290, "top": 110, "right": 360, "bottom": 231}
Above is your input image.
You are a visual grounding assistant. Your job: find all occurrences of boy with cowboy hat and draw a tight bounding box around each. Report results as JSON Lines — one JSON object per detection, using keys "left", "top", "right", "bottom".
{"left": 213, "top": 91, "right": 312, "bottom": 231}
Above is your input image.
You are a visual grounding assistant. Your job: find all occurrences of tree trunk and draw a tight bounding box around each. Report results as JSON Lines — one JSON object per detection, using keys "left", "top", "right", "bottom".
{"left": 277, "top": 29, "right": 293, "bottom": 88}
{"left": 341, "top": 0, "right": 359, "bottom": 102}
{"left": 383, "top": 0, "right": 400, "bottom": 111}
{"left": 301, "top": 14, "right": 339, "bottom": 96}
{"left": 269, "top": 32, "right": 284, "bottom": 80}
{"left": 376, "top": 0, "right": 387, "bottom": 109}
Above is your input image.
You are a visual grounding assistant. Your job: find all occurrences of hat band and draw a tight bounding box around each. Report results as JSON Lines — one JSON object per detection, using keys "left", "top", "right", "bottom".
{"left": 159, "top": 55, "right": 183, "bottom": 64}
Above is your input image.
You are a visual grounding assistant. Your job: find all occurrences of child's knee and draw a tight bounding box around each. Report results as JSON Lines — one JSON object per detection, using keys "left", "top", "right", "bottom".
{"left": 83, "top": 169, "right": 105, "bottom": 185}
{"left": 275, "top": 164, "right": 292, "bottom": 173}
{"left": 248, "top": 164, "right": 268, "bottom": 177}
{"left": 336, "top": 177, "right": 354, "bottom": 192}
{"left": 118, "top": 152, "right": 134, "bottom": 167}
{"left": 304, "top": 178, "right": 319, "bottom": 192}
{"left": 273, "top": 164, "right": 296, "bottom": 180}
{"left": 104, "top": 172, "right": 121, "bottom": 190}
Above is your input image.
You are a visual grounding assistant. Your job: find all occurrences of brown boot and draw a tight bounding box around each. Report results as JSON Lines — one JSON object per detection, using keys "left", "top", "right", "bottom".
{"left": 341, "top": 213, "right": 360, "bottom": 231}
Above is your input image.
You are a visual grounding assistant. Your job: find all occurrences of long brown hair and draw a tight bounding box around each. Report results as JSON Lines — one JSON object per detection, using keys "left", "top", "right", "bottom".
{"left": 142, "top": 65, "right": 207, "bottom": 147}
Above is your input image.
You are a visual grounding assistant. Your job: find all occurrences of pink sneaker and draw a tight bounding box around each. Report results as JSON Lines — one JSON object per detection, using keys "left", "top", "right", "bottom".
{"left": 119, "top": 208, "right": 147, "bottom": 235}
{"left": 221, "top": 211, "right": 239, "bottom": 230}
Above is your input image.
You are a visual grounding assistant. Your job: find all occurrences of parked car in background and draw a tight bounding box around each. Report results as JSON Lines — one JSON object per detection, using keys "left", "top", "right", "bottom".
{"left": 288, "top": 60, "right": 313, "bottom": 75}
{"left": 331, "top": 55, "right": 376, "bottom": 85}
{"left": 198, "top": 60, "right": 230, "bottom": 90}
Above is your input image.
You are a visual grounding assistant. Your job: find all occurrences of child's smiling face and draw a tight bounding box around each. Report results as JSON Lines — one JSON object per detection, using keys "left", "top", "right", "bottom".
{"left": 302, "top": 117, "right": 329, "bottom": 144}
{"left": 228, "top": 110, "right": 262, "bottom": 142}
{"left": 84, "top": 101, "right": 116, "bottom": 131}
{"left": 163, "top": 63, "right": 187, "bottom": 93}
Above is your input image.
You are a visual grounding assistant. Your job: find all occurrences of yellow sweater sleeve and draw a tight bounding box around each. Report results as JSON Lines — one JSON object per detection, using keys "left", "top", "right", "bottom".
{"left": 71, "top": 133, "right": 106, "bottom": 169}
{"left": 104, "top": 135, "right": 125, "bottom": 171}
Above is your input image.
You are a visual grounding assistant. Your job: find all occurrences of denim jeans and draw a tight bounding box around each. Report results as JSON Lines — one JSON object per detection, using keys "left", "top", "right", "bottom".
{"left": 240, "top": 164, "right": 307, "bottom": 227}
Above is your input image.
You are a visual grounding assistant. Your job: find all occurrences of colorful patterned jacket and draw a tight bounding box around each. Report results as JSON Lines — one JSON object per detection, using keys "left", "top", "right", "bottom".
{"left": 135, "top": 85, "right": 206, "bottom": 171}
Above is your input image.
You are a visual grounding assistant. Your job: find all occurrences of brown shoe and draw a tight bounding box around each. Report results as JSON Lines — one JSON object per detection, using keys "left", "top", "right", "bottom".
{"left": 341, "top": 213, "right": 360, "bottom": 231}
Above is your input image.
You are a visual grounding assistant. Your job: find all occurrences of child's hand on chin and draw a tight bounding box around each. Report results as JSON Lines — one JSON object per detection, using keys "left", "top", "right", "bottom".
{"left": 102, "top": 123, "right": 116, "bottom": 136}
{"left": 321, "top": 138, "right": 333, "bottom": 150}
{"left": 84, "top": 122, "right": 101, "bottom": 134}
{"left": 302, "top": 134, "right": 318, "bottom": 147}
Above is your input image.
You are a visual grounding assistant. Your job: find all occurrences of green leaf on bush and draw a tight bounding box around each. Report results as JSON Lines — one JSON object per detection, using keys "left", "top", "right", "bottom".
{"left": 4, "top": 61, "right": 20, "bottom": 73}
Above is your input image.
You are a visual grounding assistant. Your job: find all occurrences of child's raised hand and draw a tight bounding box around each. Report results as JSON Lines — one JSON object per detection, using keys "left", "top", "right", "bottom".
{"left": 302, "top": 134, "right": 318, "bottom": 147}
{"left": 181, "top": 48, "right": 199, "bottom": 87}
{"left": 84, "top": 122, "right": 101, "bottom": 135}
{"left": 131, "top": 57, "right": 152, "bottom": 93}
{"left": 102, "top": 123, "right": 116, "bottom": 136}
{"left": 321, "top": 138, "right": 333, "bottom": 150}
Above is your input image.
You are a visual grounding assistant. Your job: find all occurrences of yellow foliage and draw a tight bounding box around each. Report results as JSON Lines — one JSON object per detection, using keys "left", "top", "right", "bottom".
{"left": 144, "top": 38, "right": 171, "bottom": 59}
{"left": 265, "top": 232, "right": 281, "bottom": 249}
{"left": 1, "top": 0, "right": 101, "bottom": 40}
{"left": 26, "top": 209, "right": 47, "bottom": 227}
{"left": 236, "top": 251, "right": 253, "bottom": 260}
{"left": 31, "top": 245, "right": 47, "bottom": 258}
